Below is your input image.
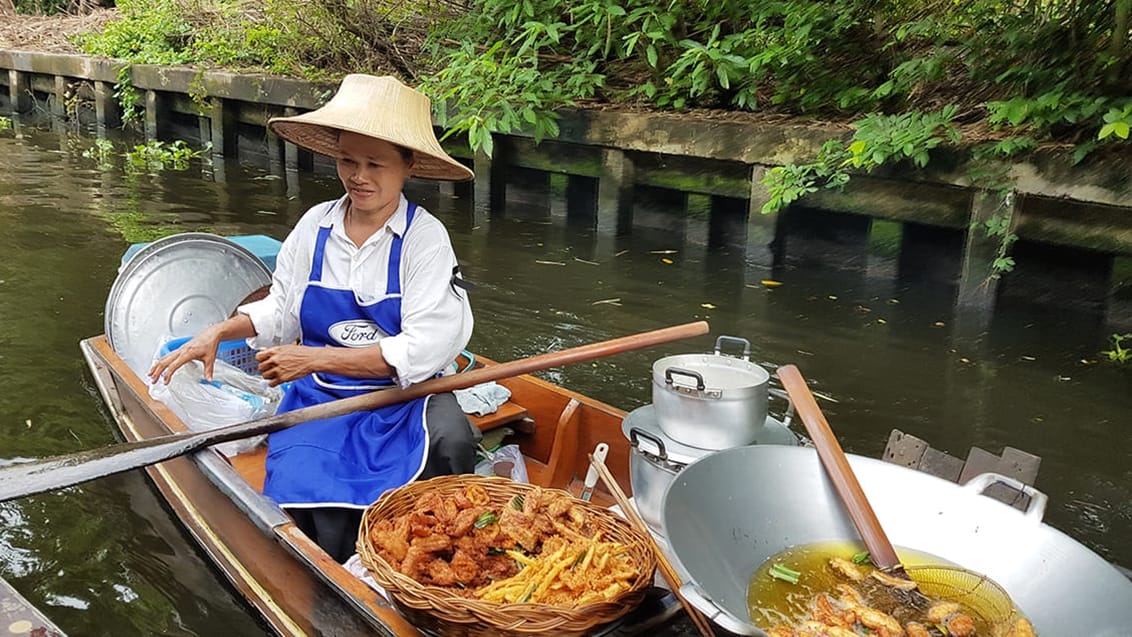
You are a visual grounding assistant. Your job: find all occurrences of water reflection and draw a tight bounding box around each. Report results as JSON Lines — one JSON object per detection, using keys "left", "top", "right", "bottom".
{"left": 0, "top": 122, "right": 1129, "bottom": 635}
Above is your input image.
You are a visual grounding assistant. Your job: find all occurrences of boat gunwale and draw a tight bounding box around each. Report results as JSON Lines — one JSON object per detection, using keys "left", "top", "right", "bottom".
{"left": 81, "top": 335, "right": 419, "bottom": 637}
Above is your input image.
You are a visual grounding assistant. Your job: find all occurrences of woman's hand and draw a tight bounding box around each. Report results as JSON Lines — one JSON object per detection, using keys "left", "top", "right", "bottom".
{"left": 149, "top": 325, "right": 222, "bottom": 384}
{"left": 256, "top": 345, "right": 320, "bottom": 387}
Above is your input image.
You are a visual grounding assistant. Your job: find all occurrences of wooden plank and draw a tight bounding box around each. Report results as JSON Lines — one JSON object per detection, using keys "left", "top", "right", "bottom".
{"left": 918, "top": 447, "right": 964, "bottom": 483}
{"left": 881, "top": 429, "right": 928, "bottom": 469}
{"left": 468, "top": 401, "right": 528, "bottom": 432}
{"left": 0, "top": 575, "right": 66, "bottom": 636}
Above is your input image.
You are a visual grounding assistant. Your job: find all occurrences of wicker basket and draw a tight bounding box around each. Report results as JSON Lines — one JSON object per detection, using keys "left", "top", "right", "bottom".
{"left": 357, "top": 475, "right": 658, "bottom": 636}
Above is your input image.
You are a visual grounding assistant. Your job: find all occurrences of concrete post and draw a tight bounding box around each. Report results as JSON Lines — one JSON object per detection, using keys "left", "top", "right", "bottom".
{"left": 144, "top": 89, "right": 160, "bottom": 141}
{"left": 93, "top": 81, "right": 119, "bottom": 133}
{"left": 52, "top": 75, "right": 66, "bottom": 118}
{"left": 565, "top": 175, "right": 599, "bottom": 228}
{"left": 207, "top": 97, "right": 233, "bottom": 157}
{"left": 958, "top": 189, "right": 1016, "bottom": 308}
{"left": 745, "top": 164, "right": 780, "bottom": 268}
{"left": 265, "top": 124, "right": 284, "bottom": 177}
{"left": 596, "top": 148, "right": 634, "bottom": 235}
{"left": 473, "top": 141, "right": 506, "bottom": 220}
{"left": 8, "top": 69, "right": 29, "bottom": 113}
{"left": 283, "top": 106, "right": 299, "bottom": 171}
{"left": 951, "top": 189, "right": 1017, "bottom": 346}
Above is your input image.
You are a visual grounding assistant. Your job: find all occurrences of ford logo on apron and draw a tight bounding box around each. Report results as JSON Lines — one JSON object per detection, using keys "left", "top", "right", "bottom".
{"left": 328, "top": 319, "right": 387, "bottom": 347}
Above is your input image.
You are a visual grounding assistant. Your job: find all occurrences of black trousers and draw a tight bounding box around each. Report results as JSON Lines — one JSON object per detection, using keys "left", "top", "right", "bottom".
{"left": 290, "top": 392, "right": 480, "bottom": 563}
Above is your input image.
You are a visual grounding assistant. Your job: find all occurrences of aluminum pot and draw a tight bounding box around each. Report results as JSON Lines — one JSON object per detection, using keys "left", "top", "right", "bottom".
{"left": 623, "top": 403, "right": 799, "bottom": 534}
{"left": 662, "top": 445, "right": 1132, "bottom": 636}
{"left": 651, "top": 336, "right": 770, "bottom": 449}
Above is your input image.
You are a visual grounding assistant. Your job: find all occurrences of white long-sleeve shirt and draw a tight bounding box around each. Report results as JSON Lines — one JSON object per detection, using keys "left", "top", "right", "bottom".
{"left": 239, "top": 194, "right": 473, "bottom": 388}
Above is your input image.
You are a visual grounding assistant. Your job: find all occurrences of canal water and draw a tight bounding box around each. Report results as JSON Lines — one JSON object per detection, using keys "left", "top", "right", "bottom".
{"left": 0, "top": 123, "right": 1129, "bottom": 636}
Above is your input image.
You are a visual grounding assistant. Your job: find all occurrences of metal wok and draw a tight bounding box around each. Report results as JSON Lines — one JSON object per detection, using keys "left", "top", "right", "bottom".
{"left": 662, "top": 445, "right": 1132, "bottom": 636}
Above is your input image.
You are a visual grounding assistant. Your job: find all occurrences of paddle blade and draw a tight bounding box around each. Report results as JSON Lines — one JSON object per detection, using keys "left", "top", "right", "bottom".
{"left": 0, "top": 420, "right": 271, "bottom": 502}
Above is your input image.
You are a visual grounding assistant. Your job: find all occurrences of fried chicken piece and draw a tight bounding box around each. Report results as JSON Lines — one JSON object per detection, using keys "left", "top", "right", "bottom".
{"left": 449, "top": 505, "right": 491, "bottom": 538}
{"left": 856, "top": 606, "right": 905, "bottom": 637}
{"left": 426, "top": 558, "right": 458, "bottom": 586}
{"left": 449, "top": 548, "right": 481, "bottom": 585}
{"left": 499, "top": 506, "right": 539, "bottom": 550}
{"left": 368, "top": 516, "right": 411, "bottom": 563}
{"left": 946, "top": 613, "right": 976, "bottom": 637}
{"left": 829, "top": 557, "right": 865, "bottom": 581}
{"left": 905, "top": 622, "right": 931, "bottom": 637}
{"left": 767, "top": 628, "right": 796, "bottom": 637}
{"left": 415, "top": 491, "right": 445, "bottom": 514}
{"left": 835, "top": 583, "right": 866, "bottom": 608}
{"left": 813, "top": 593, "right": 851, "bottom": 627}
{"left": 927, "top": 601, "right": 962, "bottom": 624}
{"left": 800, "top": 620, "right": 858, "bottom": 637}
{"left": 408, "top": 511, "right": 440, "bottom": 538}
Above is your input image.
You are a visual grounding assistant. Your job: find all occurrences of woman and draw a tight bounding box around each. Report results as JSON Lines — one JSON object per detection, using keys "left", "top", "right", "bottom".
{"left": 149, "top": 74, "right": 479, "bottom": 562}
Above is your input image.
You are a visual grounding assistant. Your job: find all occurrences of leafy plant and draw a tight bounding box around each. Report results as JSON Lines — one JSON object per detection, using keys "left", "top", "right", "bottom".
{"left": 760, "top": 106, "right": 961, "bottom": 215}
{"left": 984, "top": 208, "right": 1019, "bottom": 276}
{"left": 124, "top": 140, "right": 211, "bottom": 172}
{"left": 82, "top": 138, "right": 117, "bottom": 168}
{"left": 1102, "top": 333, "right": 1132, "bottom": 364}
{"left": 0, "top": 117, "right": 11, "bottom": 132}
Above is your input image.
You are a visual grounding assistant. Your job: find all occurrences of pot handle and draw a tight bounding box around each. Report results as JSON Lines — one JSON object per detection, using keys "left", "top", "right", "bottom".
{"left": 962, "top": 472, "right": 1049, "bottom": 523}
{"left": 665, "top": 367, "right": 706, "bottom": 391}
{"left": 629, "top": 427, "right": 669, "bottom": 461}
{"left": 679, "top": 583, "right": 761, "bottom": 635}
{"left": 714, "top": 335, "right": 752, "bottom": 361}
{"left": 767, "top": 387, "right": 795, "bottom": 428}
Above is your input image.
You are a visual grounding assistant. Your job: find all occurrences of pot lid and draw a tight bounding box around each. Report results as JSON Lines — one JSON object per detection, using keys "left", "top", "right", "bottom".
{"left": 652, "top": 353, "right": 770, "bottom": 391}
{"left": 621, "top": 404, "right": 798, "bottom": 464}
{"left": 106, "top": 233, "right": 273, "bottom": 375}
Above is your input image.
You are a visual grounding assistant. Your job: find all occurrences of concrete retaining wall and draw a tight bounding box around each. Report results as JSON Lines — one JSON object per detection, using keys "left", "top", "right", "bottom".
{"left": 2, "top": 49, "right": 1130, "bottom": 315}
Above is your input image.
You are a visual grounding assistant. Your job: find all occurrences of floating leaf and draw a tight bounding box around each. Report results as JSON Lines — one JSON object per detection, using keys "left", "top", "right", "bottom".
{"left": 760, "top": 279, "right": 783, "bottom": 287}
{"left": 661, "top": 258, "right": 674, "bottom": 264}
{"left": 701, "top": 303, "right": 717, "bottom": 309}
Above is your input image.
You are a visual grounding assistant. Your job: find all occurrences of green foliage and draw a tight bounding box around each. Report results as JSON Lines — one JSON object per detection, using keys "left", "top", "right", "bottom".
{"left": 81, "top": 138, "right": 117, "bottom": 168}
{"left": 761, "top": 106, "right": 961, "bottom": 215}
{"left": 422, "top": 42, "right": 602, "bottom": 155}
{"left": 113, "top": 67, "right": 144, "bottom": 126}
{"left": 984, "top": 210, "right": 1019, "bottom": 276}
{"left": 1102, "top": 333, "right": 1132, "bottom": 364}
{"left": 124, "top": 140, "right": 211, "bottom": 172}
{"left": 0, "top": 117, "right": 11, "bottom": 132}
{"left": 73, "top": 0, "right": 194, "bottom": 65}
{"left": 66, "top": 0, "right": 1132, "bottom": 158}
{"left": 1099, "top": 104, "right": 1132, "bottom": 140}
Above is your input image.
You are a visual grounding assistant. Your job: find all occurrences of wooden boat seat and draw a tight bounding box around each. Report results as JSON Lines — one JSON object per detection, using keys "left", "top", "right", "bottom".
{"left": 227, "top": 400, "right": 531, "bottom": 493}
{"left": 468, "top": 401, "right": 529, "bottom": 432}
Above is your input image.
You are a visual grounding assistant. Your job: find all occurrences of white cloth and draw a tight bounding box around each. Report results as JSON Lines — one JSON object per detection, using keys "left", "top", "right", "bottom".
{"left": 238, "top": 194, "right": 473, "bottom": 388}
{"left": 453, "top": 381, "right": 512, "bottom": 416}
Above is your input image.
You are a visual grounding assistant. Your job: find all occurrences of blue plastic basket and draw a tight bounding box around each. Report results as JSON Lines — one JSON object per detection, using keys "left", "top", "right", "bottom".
{"left": 160, "top": 337, "right": 259, "bottom": 375}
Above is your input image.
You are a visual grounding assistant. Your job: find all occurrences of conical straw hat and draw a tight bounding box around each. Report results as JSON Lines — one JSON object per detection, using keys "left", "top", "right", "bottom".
{"left": 268, "top": 74, "right": 474, "bottom": 182}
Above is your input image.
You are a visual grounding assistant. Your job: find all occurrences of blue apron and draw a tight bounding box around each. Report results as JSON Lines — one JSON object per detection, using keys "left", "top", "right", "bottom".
{"left": 263, "top": 203, "right": 429, "bottom": 509}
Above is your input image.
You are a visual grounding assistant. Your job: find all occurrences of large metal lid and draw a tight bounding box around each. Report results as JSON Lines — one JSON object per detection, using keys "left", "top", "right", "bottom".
{"left": 622, "top": 404, "right": 798, "bottom": 465}
{"left": 106, "top": 233, "right": 272, "bottom": 375}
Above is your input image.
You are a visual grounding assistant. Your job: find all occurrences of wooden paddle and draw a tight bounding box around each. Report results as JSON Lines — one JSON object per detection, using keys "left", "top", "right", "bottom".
{"left": 776, "top": 364, "right": 907, "bottom": 579}
{"left": 0, "top": 321, "right": 709, "bottom": 502}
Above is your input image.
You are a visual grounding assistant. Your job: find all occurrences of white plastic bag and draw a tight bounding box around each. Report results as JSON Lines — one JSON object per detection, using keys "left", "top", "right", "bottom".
{"left": 149, "top": 357, "right": 283, "bottom": 456}
{"left": 474, "top": 444, "right": 529, "bottom": 483}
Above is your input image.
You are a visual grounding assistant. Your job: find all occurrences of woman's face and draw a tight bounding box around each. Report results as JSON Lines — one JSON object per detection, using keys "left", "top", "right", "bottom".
{"left": 335, "top": 132, "right": 413, "bottom": 217}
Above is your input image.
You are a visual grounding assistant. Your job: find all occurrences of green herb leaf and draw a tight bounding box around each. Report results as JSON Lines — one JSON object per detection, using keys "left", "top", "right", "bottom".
{"left": 474, "top": 511, "right": 498, "bottom": 529}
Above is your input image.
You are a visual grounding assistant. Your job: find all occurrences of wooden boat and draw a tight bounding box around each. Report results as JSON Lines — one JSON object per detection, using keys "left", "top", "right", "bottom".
{"left": 79, "top": 334, "right": 659, "bottom": 637}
